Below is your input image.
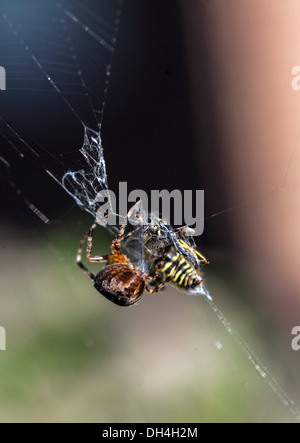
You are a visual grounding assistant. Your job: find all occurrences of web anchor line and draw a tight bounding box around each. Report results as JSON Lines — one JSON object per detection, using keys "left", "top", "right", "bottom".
{"left": 200, "top": 287, "right": 300, "bottom": 421}
{"left": 1, "top": 2, "right": 123, "bottom": 224}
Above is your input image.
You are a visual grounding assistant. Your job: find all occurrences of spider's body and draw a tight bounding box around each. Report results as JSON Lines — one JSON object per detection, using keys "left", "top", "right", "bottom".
{"left": 76, "top": 203, "right": 208, "bottom": 306}
{"left": 76, "top": 203, "right": 175, "bottom": 306}
{"left": 94, "top": 263, "right": 146, "bottom": 306}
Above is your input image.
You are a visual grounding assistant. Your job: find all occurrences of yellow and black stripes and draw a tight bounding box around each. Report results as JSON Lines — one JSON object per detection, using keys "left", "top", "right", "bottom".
{"left": 160, "top": 252, "right": 201, "bottom": 289}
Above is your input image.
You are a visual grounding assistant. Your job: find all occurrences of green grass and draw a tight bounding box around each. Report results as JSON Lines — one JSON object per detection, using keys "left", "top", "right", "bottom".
{"left": 0, "top": 222, "right": 296, "bottom": 422}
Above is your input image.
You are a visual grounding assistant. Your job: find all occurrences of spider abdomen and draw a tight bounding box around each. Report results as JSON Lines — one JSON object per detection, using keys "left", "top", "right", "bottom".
{"left": 94, "top": 263, "right": 146, "bottom": 306}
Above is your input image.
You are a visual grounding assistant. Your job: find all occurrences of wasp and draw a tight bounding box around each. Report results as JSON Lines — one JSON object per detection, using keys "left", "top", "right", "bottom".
{"left": 138, "top": 216, "right": 209, "bottom": 293}
{"left": 76, "top": 202, "right": 209, "bottom": 306}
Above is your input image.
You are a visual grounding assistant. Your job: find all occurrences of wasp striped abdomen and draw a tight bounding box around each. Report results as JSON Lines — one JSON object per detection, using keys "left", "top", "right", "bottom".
{"left": 159, "top": 250, "right": 203, "bottom": 290}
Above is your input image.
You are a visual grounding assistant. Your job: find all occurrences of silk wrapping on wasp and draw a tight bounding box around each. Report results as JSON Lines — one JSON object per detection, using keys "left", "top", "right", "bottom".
{"left": 77, "top": 201, "right": 209, "bottom": 306}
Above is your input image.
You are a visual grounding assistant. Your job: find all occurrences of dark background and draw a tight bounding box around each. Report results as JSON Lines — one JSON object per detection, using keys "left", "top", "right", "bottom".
{"left": 0, "top": 0, "right": 228, "bottom": 252}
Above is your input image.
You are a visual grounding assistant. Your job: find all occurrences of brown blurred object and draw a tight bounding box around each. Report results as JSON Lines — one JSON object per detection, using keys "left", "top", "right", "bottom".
{"left": 181, "top": 0, "right": 300, "bottom": 328}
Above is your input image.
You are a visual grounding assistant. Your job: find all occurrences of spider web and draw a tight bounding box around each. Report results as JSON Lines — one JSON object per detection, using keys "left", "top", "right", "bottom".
{"left": 0, "top": 0, "right": 121, "bottom": 223}
{"left": 0, "top": 0, "right": 300, "bottom": 423}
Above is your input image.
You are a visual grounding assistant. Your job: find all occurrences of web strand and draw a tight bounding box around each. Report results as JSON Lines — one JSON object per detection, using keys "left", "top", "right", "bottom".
{"left": 199, "top": 287, "right": 300, "bottom": 421}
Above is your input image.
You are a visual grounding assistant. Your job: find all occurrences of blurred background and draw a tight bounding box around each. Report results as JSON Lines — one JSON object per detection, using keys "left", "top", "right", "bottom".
{"left": 0, "top": 0, "right": 300, "bottom": 422}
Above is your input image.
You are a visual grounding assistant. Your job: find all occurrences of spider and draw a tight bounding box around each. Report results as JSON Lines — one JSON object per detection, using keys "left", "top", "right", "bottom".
{"left": 76, "top": 202, "right": 181, "bottom": 306}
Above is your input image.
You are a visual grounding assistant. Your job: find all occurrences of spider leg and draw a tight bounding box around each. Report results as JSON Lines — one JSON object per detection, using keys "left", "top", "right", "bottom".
{"left": 111, "top": 211, "right": 144, "bottom": 249}
{"left": 111, "top": 200, "right": 143, "bottom": 253}
{"left": 76, "top": 231, "right": 95, "bottom": 280}
{"left": 76, "top": 224, "right": 111, "bottom": 280}
{"left": 86, "top": 223, "right": 111, "bottom": 262}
